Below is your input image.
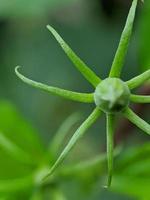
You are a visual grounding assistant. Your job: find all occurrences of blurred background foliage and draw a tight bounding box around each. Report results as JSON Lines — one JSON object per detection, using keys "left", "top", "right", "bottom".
{"left": 0, "top": 0, "right": 150, "bottom": 199}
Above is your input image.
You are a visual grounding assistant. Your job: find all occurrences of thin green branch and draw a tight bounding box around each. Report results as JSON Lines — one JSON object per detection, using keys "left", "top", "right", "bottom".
{"left": 130, "top": 94, "right": 150, "bottom": 103}
{"left": 15, "top": 66, "right": 94, "bottom": 103}
{"left": 42, "top": 108, "right": 102, "bottom": 181}
{"left": 106, "top": 114, "right": 115, "bottom": 188}
{"left": 109, "top": 0, "right": 138, "bottom": 78}
{"left": 126, "top": 69, "right": 150, "bottom": 89}
{"left": 48, "top": 112, "right": 82, "bottom": 157}
{"left": 0, "top": 132, "right": 35, "bottom": 165}
{"left": 122, "top": 107, "right": 150, "bottom": 135}
{"left": 47, "top": 25, "right": 101, "bottom": 87}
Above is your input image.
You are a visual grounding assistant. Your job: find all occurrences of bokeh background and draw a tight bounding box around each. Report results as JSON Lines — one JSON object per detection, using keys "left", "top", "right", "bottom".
{"left": 0, "top": 0, "right": 150, "bottom": 199}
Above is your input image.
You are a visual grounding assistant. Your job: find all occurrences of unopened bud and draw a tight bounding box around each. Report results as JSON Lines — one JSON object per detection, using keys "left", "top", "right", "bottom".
{"left": 94, "top": 78, "right": 130, "bottom": 113}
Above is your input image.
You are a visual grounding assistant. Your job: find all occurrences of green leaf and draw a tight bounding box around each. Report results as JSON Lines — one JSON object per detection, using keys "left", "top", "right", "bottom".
{"left": 48, "top": 112, "right": 82, "bottom": 157}
{"left": 30, "top": 191, "right": 43, "bottom": 200}
{"left": 47, "top": 25, "right": 101, "bottom": 87}
{"left": 115, "top": 143, "right": 149, "bottom": 171}
{"left": 130, "top": 94, "right": 150, "bottom": 103}
{"left": 42, "top": 108, "right": 102, "bottom": 181}
{"left": 126, "top": 69, "right": 150, "bottom": 89}
{"left": 0, "top": 100, "right": 44, "bottom": 178}
{"left": 112, "top": 176, "right": 150, "bottom": 199}
{"left": 109, "top": 0, "right": 138, "bottom": 78}
{"left": 0, "top": 175, "right": 34, "bottom": 194}
{"left": 122, "top": 107, "right": 150, "bottom": 135}
{"left": 0, "top": 132, "right": 35, "bottom": 165}
{"left": 50, "top": 188, "right": 67, "bottom": 200}
{"left": 105, "top": 114, "right": 115, "bottom": 188}
{"left": 112, "top": 142, "right": 150, "bottom": 199}
{"left": 15, "top": 66, "right": 94, "bottom": 103}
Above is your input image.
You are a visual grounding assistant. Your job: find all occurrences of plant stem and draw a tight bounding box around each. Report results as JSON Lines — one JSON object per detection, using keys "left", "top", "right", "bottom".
{"left": 122, "top": 107, "right": 150, "bottom": 135}
{"left": 130, "top": 94, "right": 150, "bottom": 103}
{"left": 106, "top": 114, "right": 115, "bottom": 187}
{"left": 47, "top": 25, "right": 101, "bottom": 87}
{"left": 126, "top": 69, "right": 150, "bottom": 89}
{"left": 109, "top": 0, "right": 138, "bottom": 78}
{"left": 42, "top": 108, "right": 102, "bottom": 182}
{"left": 15, "top": 66, "right": 94, "bottom": 103}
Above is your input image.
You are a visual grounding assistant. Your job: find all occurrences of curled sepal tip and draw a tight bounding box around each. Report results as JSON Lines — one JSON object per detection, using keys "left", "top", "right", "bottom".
{"left": 15, "top": 66, "right": 94, "bottom": 103}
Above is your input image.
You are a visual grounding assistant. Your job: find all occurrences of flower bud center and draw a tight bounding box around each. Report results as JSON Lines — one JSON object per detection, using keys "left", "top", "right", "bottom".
{"left": 94, "top": 78, "right": 130, "bottom": 113}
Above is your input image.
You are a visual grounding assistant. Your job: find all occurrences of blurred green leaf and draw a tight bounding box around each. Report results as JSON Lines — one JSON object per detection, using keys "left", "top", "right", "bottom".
{"left": 0, "top": 0, "right": 78, "bottom": 18}
{"left": 0, "top": 100, "right": 45, "bottom": 178}
{"left": 0, "top": 175, "right": 34, "bottom": 194}
{"left": 112, "top": 142, "right": 150, "bottom": 199}
{"left": 0, "top": 100, "right": 44, "bottom": 157}
{"left": 0, "top": 132, "right": 36, "bottom": 165}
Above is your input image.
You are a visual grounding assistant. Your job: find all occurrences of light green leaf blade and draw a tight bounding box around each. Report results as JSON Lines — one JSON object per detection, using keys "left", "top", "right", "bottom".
{"left": 15, "top": 66, "right": 94, "bottom": 103}
{"left": 109, "top": 0, "right": 138, "bottom": 78}
{"left": 126, "top": 69, "right": 150, "bottom": 89}
{"left": 130, "top": 94, "right": 150, "bottom": 103}
{"left": 42, "top": 107, "right": 102, "bottom": 181}
{"left": 47, "top": 25, "right": 101, "bottom": 87}
{"left": 0, "top": 175, "right": 34, "bottom": 194}
{"left": 0, "top": 132, "right": 35, "bottom": 165}
{"left": 0, "top": 100, "right": 44, "bottom": 179}
{"left": 105, "top": 114, "right": 115, "bottom": 188}
{"left": 122, "top": 107, "right": 150, "bottom": 135}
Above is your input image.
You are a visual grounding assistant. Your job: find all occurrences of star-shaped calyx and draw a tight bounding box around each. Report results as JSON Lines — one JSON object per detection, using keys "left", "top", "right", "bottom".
{"left": 15, "top": 0, "right": 150, "bottom": 187}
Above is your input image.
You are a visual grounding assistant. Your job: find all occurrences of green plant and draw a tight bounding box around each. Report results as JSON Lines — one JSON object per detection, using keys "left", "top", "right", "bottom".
{"left": 15, "top": 0, "right": 150, "bottom": 187}
{"left": 0, "top": 100, "right": 122, "bottom": 199}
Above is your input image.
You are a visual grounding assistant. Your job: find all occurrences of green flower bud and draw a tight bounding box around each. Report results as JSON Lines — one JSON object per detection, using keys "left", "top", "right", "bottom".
{"left": 94, "top": 78, "right": 130, "bottom": 113}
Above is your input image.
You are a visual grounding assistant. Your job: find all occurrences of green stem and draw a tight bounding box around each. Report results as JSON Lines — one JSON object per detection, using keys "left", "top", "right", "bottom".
{"left": 15, "top": 66, "right": 94, "bottom": 103}
{"left": 47, "top": 25, "right": 101, "bottom": 87}
{"left": 106, "top": 114, "right": 115, "bottom": 187}
{"left": 130, "top": 94, "right": 150, "bottom": 103}
{"left": 42, "top": 108, "right": 102, "bottom": 181}
{"left": 126, "top": 69, "right": 150, "bottom": 89}
{"left": 122, "top": 107, "right": 150, "bottom": 135}
{"left": 109, "top": 0, "right": 138, "bottom": 78}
